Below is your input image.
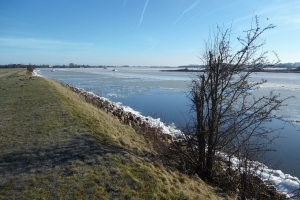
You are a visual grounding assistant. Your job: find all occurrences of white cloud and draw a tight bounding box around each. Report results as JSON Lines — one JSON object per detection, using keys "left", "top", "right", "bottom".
{"left": 256, "top": 0, "right": 300, "bottom": 26}
{"left": 172, "top": 0, "right": 201, "bottom": 27}
{"left": 288, "top": 17, "right": 300, "bottom": 24}
{"left": 139, "top": 0, "right": 150, "bottom": 25}
{"left": 141, "top": 38, "right": 159, "bottom": 54}
{"left": 123, "top": 0, "right": 126, "bottom": 9}
{"left": 0, "top": 37, "right": 93, "bottom": 49}
{"left": 132, "top": 35, "right": 160, "bottom": 53}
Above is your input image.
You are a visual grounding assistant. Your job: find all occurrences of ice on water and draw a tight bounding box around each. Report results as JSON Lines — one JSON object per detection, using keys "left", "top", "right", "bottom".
{"left": 36, "top": 68, "right": 300, "bottom": 198}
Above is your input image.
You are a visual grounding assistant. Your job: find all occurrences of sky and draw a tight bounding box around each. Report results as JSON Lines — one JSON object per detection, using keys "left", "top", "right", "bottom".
{"left": 0, "top": 0, "right": 299, "bottom": 66}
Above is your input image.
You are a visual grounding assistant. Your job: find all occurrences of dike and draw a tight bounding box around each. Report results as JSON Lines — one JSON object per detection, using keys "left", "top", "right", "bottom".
{"left": 2, "top": 70, "right": 230, "bottom": 199}
{"left": 64, "top": 83, "right": 174, "bottom": 145}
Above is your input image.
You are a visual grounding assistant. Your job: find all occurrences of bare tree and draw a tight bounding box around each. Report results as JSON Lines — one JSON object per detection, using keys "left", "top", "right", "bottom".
{"left": 174, "top": 16, "right": 291, "bottom": 186}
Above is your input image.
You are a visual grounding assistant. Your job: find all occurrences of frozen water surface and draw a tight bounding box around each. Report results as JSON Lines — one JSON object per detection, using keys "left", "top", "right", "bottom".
{"left": 37, "top": 68, "right": 300, "bottom": 197}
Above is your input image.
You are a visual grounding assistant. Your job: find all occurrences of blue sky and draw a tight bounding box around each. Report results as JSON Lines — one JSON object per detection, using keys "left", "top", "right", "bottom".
{"left": 0, "top": 0, "right": 299, "bottom": 66}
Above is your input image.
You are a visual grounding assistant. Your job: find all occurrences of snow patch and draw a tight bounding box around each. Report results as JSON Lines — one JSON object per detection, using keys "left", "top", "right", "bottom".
{"left": 218, "top": 152, "right": 300, "bottom": 199}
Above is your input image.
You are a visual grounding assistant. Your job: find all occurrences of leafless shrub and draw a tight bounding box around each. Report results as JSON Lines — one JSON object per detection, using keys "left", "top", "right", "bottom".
{"left": 168, "top": 16, "right": 292, "bottom": 199}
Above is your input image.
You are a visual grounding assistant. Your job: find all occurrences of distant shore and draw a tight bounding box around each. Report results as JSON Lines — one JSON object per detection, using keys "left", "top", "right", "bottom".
{"left": 161, "top": 68, "right": 300, "bottom": 73}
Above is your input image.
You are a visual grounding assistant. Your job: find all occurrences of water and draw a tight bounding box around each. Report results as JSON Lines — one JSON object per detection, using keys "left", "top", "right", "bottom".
{"left": 37, "top": 67, "right": 300, "bottom": 179}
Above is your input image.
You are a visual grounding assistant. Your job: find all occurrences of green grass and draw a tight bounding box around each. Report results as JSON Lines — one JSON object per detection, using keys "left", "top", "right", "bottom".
{"left": 0, "top": 68, "right": 23, "bottom": 78}
{"left": 0, "top": 68, "right": 21, "bottom": 74}
{"left": 0, "top": 69, "right": 231, "bottom": 200}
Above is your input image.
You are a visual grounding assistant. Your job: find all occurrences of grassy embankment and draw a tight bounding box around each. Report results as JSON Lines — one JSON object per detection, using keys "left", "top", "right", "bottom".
{"left": 0, "top": 69, "right": 231, "bottom": 199}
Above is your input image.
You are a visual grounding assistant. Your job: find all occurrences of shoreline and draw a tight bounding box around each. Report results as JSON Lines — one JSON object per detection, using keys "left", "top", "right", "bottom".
{"left": 63, "top": 83, "right": 180, "bottom": 141}
{"left": 161, "top": 69, "right": 300, "bottom": 73}
{"left": 63, "top": 81, "right": 300, "bottom": 199}
{"left": 3, "top": 69, "right": 227, "bottom": 199}
{"left": 34, "top": 69, "right": 300, "bottom": 198}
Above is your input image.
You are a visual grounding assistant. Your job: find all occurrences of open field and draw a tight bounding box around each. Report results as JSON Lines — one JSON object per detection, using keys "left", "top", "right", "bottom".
{"left": 0, "top": 69, "right": 229, "bottom": 199}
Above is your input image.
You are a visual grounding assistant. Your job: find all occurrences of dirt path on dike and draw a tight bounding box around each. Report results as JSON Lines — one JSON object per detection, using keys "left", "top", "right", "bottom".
{"left": 0, "top": 70, "right": 229, "bottom": 200}
{"left": 0, "top": 69, "right": 23, "bottom": 79}
{"left": 0, "top": 71, "right": 129, "bottom": 199}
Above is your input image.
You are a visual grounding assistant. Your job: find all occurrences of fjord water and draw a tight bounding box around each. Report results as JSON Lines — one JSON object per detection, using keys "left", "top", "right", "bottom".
{"left": 38, "top": 68, "right": 300, "bottom": 178}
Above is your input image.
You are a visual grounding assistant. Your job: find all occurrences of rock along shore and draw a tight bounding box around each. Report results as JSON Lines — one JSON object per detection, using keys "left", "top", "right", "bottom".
{"left": 64, "top": 84, "right": 174, "bottom": 144}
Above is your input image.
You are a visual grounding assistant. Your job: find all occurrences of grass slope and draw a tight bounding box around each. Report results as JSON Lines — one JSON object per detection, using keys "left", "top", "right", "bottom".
{"left": 0, "top": 69, "right": 230, "bottom": 199}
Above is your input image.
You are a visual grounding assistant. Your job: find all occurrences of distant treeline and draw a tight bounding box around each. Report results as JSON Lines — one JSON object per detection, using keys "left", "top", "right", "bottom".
{"left": 0, "top": 64, "right": 108, "bottom": 69}
{"left": 178, "top": 62, "right": 300, "bottom": 69}
{"left": 276, "top": 62, "right": 300, "bottom": 68}
{"left": 1, "top": 62, "right": 299, "bottom": 69}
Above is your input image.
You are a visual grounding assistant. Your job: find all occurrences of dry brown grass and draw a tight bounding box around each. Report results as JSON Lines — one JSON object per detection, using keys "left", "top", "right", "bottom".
{"left": 0, "top": 69, "right": 235, "bottom": 199}
{"left": 47, "top": 79, "right": 155, "bottom": 154}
